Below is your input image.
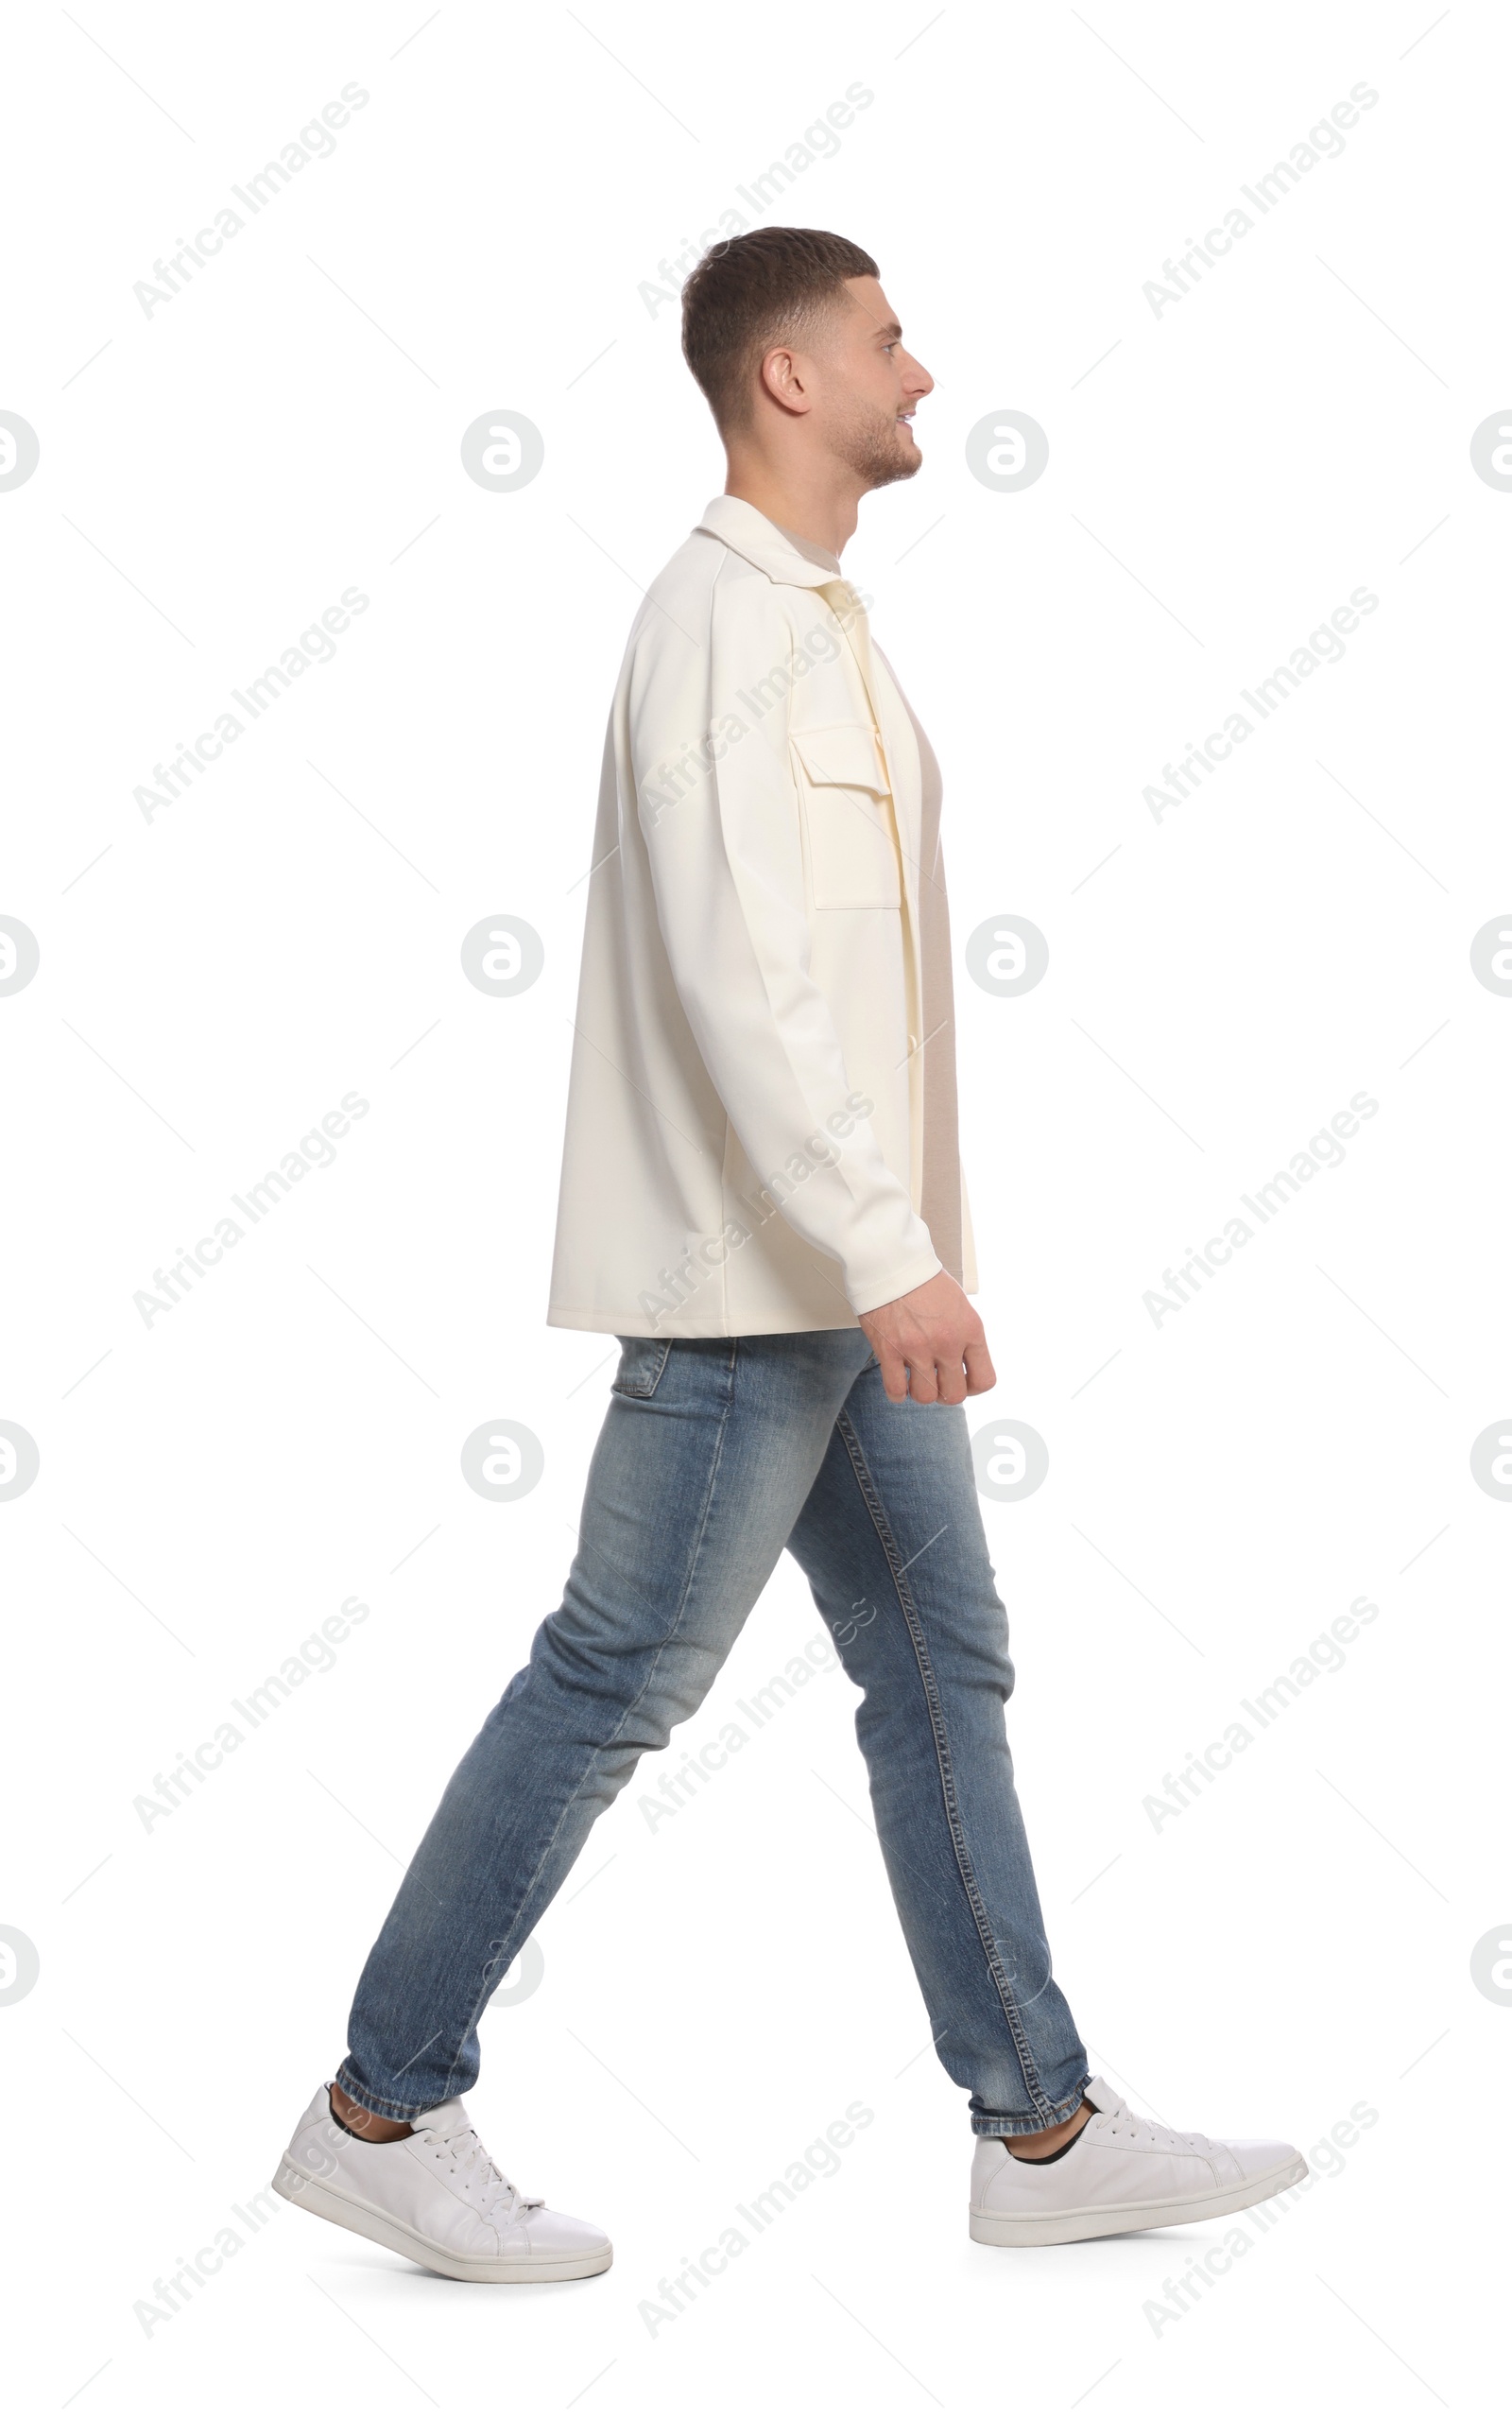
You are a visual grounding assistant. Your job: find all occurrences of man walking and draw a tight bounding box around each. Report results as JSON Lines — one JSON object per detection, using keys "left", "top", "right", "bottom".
{"left": 275, "top": 228, "right": 1303, "bottom": 2275}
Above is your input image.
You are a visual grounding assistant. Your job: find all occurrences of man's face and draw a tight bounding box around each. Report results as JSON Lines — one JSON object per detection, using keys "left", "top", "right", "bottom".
{"left": 805, "top": 275, "right": 934, "bottom": 491}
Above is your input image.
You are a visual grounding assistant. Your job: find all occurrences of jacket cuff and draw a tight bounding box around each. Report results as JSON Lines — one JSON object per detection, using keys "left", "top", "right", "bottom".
{"left": 848, "top": 1248, "right": 945, "bottom": 1319}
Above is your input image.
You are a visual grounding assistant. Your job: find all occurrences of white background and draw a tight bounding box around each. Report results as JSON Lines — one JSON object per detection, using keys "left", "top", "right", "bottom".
{"left": 2, "top": 2, "right": 1506, "bottom": 2411}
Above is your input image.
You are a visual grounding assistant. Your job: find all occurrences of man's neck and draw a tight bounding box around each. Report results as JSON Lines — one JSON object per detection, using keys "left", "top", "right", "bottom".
{"left": 722, "top": 466, "right": 861, "bottom": 561}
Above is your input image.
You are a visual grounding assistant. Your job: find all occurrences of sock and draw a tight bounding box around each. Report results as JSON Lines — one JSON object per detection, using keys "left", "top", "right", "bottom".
{"left": 1006, "top": 2108, "right": 1091, "bottom": 2164}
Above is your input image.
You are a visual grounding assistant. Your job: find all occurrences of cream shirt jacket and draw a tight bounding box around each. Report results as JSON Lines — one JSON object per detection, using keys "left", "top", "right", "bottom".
{"left": 547, "top": 493, "right": 976, "bottom": 1338}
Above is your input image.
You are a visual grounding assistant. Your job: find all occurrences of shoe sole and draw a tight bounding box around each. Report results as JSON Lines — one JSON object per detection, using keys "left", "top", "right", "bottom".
{"left": 969, "top": 2150, "right": 1309, "bottom": 2247}
{"left": 272, "top": 2161, "right": 612, "bottom": 2283}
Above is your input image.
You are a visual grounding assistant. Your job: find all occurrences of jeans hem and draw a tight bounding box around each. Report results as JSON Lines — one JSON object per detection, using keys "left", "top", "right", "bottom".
{"left": 971, "top": 2073, "right": 1091, "bottom": 2138}
{"left": 333, "top": 2064, "right": 436, "bottom": 2124}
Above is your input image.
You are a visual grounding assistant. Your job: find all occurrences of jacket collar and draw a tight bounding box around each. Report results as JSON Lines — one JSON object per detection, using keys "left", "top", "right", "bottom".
{"left": 695, "top": 494, "right": 846, "bottom": 591}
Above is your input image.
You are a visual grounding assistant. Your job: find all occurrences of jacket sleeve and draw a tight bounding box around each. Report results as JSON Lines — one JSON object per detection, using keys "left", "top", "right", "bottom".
{"left": 627, "top": 557, "right": 943, "bottom": 1316}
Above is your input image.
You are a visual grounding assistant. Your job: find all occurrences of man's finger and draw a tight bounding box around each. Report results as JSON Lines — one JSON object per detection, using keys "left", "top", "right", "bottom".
{"left": 963, "top": 1338, "right": 996, "bottom": 1395}
{"left": 879, "top": 1340, "right": 910, "bottom": 1402}
{"left": 907, "top": 1350, "right": 940, "bottom": 1405}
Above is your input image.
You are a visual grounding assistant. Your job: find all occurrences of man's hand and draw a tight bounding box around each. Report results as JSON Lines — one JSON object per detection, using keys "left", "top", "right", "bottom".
{"left": 858, "top": 1270, "right": 995, "bottom": 1406}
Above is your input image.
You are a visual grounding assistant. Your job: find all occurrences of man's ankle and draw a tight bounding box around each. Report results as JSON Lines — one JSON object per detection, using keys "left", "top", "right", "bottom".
{"left": 1005, "top": 2098, "right": 1092, "bottom": 2161}
{"left": 330, "top": 2080, "right": 412, "bottom": 2144}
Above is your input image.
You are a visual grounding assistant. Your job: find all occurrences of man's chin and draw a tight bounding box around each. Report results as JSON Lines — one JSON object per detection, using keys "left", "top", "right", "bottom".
{"left": 856, "top": 435, "right": 923, "bottom": 495}
{"left": 868, "top": 444, "right": 923, "bottom": 492}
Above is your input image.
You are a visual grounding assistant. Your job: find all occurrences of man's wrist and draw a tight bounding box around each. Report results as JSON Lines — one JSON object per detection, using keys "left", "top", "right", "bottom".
{"left": 850, "top": 1249, "right": 944, "bottom": 1321}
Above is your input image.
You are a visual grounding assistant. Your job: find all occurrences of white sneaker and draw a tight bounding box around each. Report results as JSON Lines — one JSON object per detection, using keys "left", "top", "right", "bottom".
{"left": 970, "top": 2076, "right": 1306, "bottom": 2247}
{"left": 273, "top": 2084, "right": 612, "bottom": 2282}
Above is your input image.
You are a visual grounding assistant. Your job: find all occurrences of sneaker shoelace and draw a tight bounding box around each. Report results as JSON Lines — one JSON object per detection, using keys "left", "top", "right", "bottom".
{"left": 1092, "top": 2089, "right": 1211, "bottom": 2155}
{"left": 430, "top": 2127, "right": 545, "bottom": 2222}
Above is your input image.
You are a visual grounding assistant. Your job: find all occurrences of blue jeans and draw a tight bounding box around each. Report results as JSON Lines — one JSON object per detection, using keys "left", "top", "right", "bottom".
{"left": 339, "top": 1331, "right": 1089, "bottom": 2136}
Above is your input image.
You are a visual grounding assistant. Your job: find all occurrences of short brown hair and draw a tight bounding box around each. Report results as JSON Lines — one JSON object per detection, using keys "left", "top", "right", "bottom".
{"left": 681, "top": 226, "right": 878, "bottom": 433}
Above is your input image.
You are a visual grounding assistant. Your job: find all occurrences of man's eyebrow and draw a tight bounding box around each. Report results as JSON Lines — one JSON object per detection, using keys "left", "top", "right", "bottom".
{"left": 875, "top": 320, "right": 902, "bottom": 341}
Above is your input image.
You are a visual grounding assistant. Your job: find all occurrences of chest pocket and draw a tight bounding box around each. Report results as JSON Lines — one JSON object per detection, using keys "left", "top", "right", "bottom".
{"left": 790, "top": 723, "right": 901, "bottom": 910}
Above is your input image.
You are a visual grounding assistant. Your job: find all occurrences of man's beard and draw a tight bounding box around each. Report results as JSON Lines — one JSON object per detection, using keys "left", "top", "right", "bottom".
{"left": 828, "top": 395, "right": 921, "bottom": 491}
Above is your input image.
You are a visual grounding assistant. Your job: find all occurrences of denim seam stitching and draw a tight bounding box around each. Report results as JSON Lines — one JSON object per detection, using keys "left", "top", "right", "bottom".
{"left": 436, "top": 1342, "right": 739, "bottom": 2100}
{"left": 833, "top": 1406, "right": 1057, "bottom": 2126}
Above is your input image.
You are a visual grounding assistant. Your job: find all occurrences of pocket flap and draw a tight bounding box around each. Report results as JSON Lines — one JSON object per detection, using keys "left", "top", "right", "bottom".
{"left": 790, "top": 722, "right": 889, "bottom": 793}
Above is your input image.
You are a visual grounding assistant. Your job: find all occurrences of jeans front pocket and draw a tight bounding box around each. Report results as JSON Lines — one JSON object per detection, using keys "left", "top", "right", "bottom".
{"left": 610, "top": 1335, "right": 675, "bottom": 1397}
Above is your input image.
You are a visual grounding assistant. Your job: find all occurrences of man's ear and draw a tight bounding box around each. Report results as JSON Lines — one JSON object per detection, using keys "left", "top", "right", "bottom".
{"left": 759, "top": 343, "right": 815, "bottom": 417}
